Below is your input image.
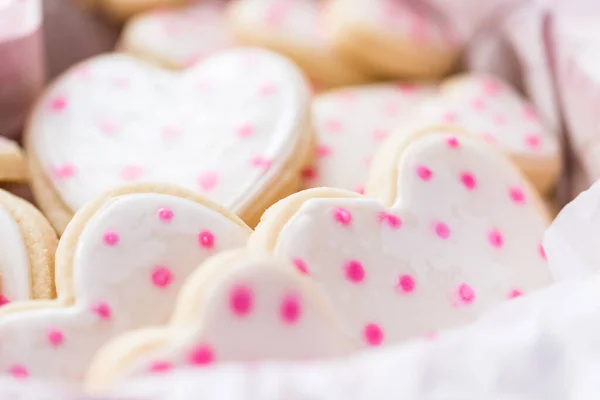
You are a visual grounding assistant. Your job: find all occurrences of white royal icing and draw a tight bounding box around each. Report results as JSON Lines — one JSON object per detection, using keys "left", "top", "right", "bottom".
{"left": 306, "top": 83, "right": 436, "bottom": 192}
{"left": 122, "top": 1, "right": 235, "bottom": 68}
{"left": 0, "top": 205, "right": 30, "bottom": 304}
{"left": 0, "top": 192, "right": 250, "bottom": 381}
{"left": 28, "top": 48, "right": 310, "bottom": 214}
{"left": 275, "top": 132, "right": 551, "bottom": 347}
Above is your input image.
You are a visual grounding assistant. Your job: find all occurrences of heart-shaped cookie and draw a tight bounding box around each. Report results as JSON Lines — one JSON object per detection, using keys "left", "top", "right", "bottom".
{"left": 227, "top": 0, "right": 371, "bottom": 89}
{"left": 0, "top": 188, "right": 57, "bottom": 304}
{"left": 26, "top": 48, "right": 313, "bottom": 233}
{"left": 0, "top": 184, "right": 251, "bottom": 382}
{"left": 415, "top": 74, "right": 561, "bottom": 193}
{"left": 120, "top": 1, "right": 235, "bottom": 70}
{"left": 306, "top": 82, "right": 436, "bottom": 192}
{"left": 252, "top": 127, "right": 553, "bottom": 347}
{"left": 326, "top": 0, "right": 459, "bottom": 79}
{"left": 87, "top": 249, "right": 349, "bottom": 389}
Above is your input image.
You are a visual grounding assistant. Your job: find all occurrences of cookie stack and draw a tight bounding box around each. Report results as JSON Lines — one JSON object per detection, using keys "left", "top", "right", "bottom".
{"left": 0, "top": 0, "right": 572, "bottom": 395}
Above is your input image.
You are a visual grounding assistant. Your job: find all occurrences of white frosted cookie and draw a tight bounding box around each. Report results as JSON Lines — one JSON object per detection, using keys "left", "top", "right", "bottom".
{"left": 305, "top": 82, "right": 436, "bottom": 192}
{"left": 87, "top": 250, "right": 349, "bottom": 389}
{"left": 227, "top": 0, "right": 371, "bottom": 89}
{"left": 252, "top": 127, "right": 553, "bottom": 347}
{"left": 0, "top": 184, "right": 251, "bottom": 382}
{"left": 326, "top": 0, "right": 459, "bottom": 79}
{"left": 119, "top": 1, "right": 236, "bottom": 70}
{"left": 26, "top": 48, "right": 313, "bottom": 233}
{"left": 415, "top": 74, "right": 561, "bottom": 193}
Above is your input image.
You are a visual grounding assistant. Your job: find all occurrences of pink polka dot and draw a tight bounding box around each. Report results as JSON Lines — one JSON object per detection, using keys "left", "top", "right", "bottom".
{"left": 49, "top": 96, "right": 68, "bottom": 112}
{"left": 149, "top": 361, "right": 173, "bottom": 373}
{"left": 198, "top": 230, "right": 215, "bottom": 249}
{"left": 265, "top": 3, "right": 286, "bottom": 25}
{"left": 0, "top": 295, "right": 9, "bottom": 306}
{"left": 8, "top": 365, "right": 28, "bottom": 379}
{"left": 183, "top": 53, "right": 204, "bottom": 68}
{"left": 90, "top": 302, "right": 112, "bottom": 319}
{"left": 98, "top": 120, "right": 118, "bottom": 135}
{"left": 198, "top": 171, "right": 219, "bottom": 192}
{"left": 509, "top": 187, "right": 526, "bottom": 204}
{"left": 494, "top": 114, "right": 507, "bottom": 125}
{"left": 157, "top": 208, "right": 174, "bottom": 221}
{"left": 482, "top": 79, "right": 501, "bottom": 96}
{"left": 151, "top": 266, "right": 174, "bottom": 288}
{"left": 523, "top": 105, "right": 538, "bottom": 120}
{"left": 260, "top": 82, "right": 277, "bottom": 96}
{"left": 293, "top": 258, "right": 309, "bottom": 275}
{"left": 47, "top": 329, "right": 64, "bottom": 347}
{"left": 355, "top": 187, "right": 365, "bottom": 195}
{"left": 372, "top": 129, "right": 389, "bottom": 142}
{"left": 229, "top": 285, "right": 253, "bottom": 317}
{"left": 397, "top": 274, "right": 415, "bottom": 293}
{"left": 434, "top": 222, "right": 450, "bottom": 239}
{"left": 396, "top": 82, "right": 417, "bottom": 93}
{"left": 316, "top": 145, "right": 332, "bottom": 157}
{"left": 344, "top": 260, "right": 365, "bottom": 283}
{"left": 236, "top": 124, "right": 255, "bottom": 138}
{"left": 332, "top": 207, "right": 352, "bottom": 226}
{"left": 103, "top": 231, "right": 119, "bottom": 246}
{"left": 442, "top": 112, "right": 458, "bottom": 123}
{"left": 457, "top": 283, "right": 476, "bottom": 304}
{"left": 187, "top": 345, "right": 215, "bottom": 366}
{"left": 525, "top": 134, "right": 541, "bottom": 149}
{"left": 363, "top": 323, "right": 384, "bottom": 346}
{"left": 324, "top": 118, "right": 342, "bottom": 132}
{"left": 121, "top": 165, "right": 143, "bottom": 181}
{"left": 53, "top": 163, "right": 76, "bottom": 179}
{"left": 250, "top": 155, "right": 272, "bottom": 170}
{"left": 482, "top": 132, "right": 497, "bottom": 143}
{"left": 280, "top": 293, "right": 302, "bottom": 324}
{"left": 488, "top": 229, "right": 504, "bottom": 248}
{"left": 378, "top": 212, "right": 402, "bottom": 229}
{"left": 471, "top": 98, "right": 486, "bottom": 110}
{"left": 425, "top": 331, "right": 438, "bottom": 341}
{"left": 301, "top": 167, "right": 317, "bottom": 180}
{"left": 416, "top": 165, "right": 433, "bottom": 181}
{"left": 508, "top": 289, "right": 523, "bottom": 299}
{"left": 446, "top": 136, "right": 459, "bottom": 148}
{"left": 460, "top": 172, "right": 477, "bottom": 190}
{"left": 539, "top": 243, "right": 547, "bottom": 260}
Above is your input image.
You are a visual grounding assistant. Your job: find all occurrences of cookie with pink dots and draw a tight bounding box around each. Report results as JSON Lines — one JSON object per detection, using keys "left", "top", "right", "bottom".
{"left": 0, "top": 188, "right": 58, "bottom": 305}
{"left": 86, "top": 249, "right": 349, "bottom": 389}
{"left": 250, "top": 127, "right": 554, "bottom": 347}
{"left": 0, "top": 184, "right": 251, "bottom": 382}
{"left": 227, "top": 0, "right": 371, "bottom": 89}
{"left": 326, "top": 0, "right": 459, "bottom": 79}
{"left": 414, "top": 74, "right": 561, "bottom": 193}
{"left": 119, "top": 1, "right": 236, "bottom": 70}
{"left": 25, "top": 47, "right": 313, "bottom": 234}
{"left": 305, "top": 82, "right": 436, "bottom": 192}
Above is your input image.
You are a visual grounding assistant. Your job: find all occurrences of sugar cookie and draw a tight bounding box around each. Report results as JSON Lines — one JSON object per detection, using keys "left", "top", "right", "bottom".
{"left": 0, "top": 188, "right": 57, "bottom": 304}
{"left": 414, "top": 74, "right": 561, "bottom": 193}
{"left": 227, "top": 0, "right": 371, "bottom": 89}
{"left": 326, "top": 0, "right": 459, "bottom": 79}
{"left": 0, "top": 137, "right": 28, "bottom": 182}
{"left": 252, "top": 127, "right": 553, "bottom": 346}
{"left": 87, "top": 250, "right": 349, "bottom": 389}
{"left": 305, "top": 82, "right": 436, "bottom": 192}
{"left": 119, "top": 1, "right": 235, "bottom": 70}
{"left": 0, "top": 184, "right": 251, "bottom": 382}
{"left": 25, "top": 48, "right": 313, "bottom": 234}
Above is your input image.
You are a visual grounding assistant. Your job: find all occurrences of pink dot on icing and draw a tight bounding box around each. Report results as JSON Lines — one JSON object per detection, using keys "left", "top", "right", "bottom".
{"left": 494, "top": 114, "right": 507, "bottom": 125}
{"left": 198, "top": 230, "right": 215, "bottom": 249}
{"left": 250, "top": 155, "right": 272, "bottom": 170}
{"left": 53, "top": 163, "right": 76, "bottom": 179}
{"left": 236, "top": 124, "right": 255, "bottom": 138}
{"left": 103, "top": 231, "right": 119, "bottom": 246}
{"left": 482, "top": 79, "right": 501, "bottom": 96}
{"left": 324, "top": 118, "right": 342, "bottom": 132}
{"left": 525, "top": 134, "right": 541, "bottom": 149}
{"left": 344, "top": 260, "right": 365, "bottom": 283}
{"left": 198, "top": 171, "right": 219, "bottom": 192}
{"left": 229, "top": 285, "right": 253, "bottom": 317}
{"left": 98, "top": 120, "right": 118, "bottom": 135}
{"left": 47, "top": 329, "right": 64, "bottom": 347}
{"left": 187, "top": 345, "right": 215, "bottom": 366}
{"left": 260, "top": 83, "right": 277, "bottom": 95}
{"left": 509, "top": 187, "right": 526, "bottom": 204}
{"left": 151, "top": 266, "right": 174, "bottom": 288}
{"left": 482, "top": 132, "right": 497, "bottom": 143}
{"left": 121, "top": 165, "right": 143, "bottom": 181}
{"left": 488, "top": 229, "right": 504, "bottom": 248}
{"left": 434, "top": 222, "right": 450, "bottom": 239}
{"left": 293, "top": 258, "right": 309, "bottom": 275}
{"left": 460, "top": 172, "right": 477, "bottom": 190}
{"left": 372, "top": 129, "right": 389, "bottom": 142}
{"left": 416, "top": 165, "right": 433, "bottom": 181}
{"left": 446, "top": 136, "right": 459, "bottom": 148}
{"left": 508, "top": 289, "right": 523, "bottom": 299}
{"left": 471, "top": 98, "right": 486, "bottom": 110}
{"left": 0, "top": 295, "right": 9, "bottom": 306}
{"left": 149, "top": 361, "right": 173, "bottom": 373}
{"left": 301, "top": 167, "right": 317, "bottom": 180}
{"left": 523, "top": 105, "right": 538, "bottom": 120}
{"left": 332, "top": 207, "right": 352, "bottom": 226}
{"left": 355, "top": 187, "right": 365, "bottom": 195}
{"left": 280, "top": 294, "right": 302, "bottom": 324}
{"left": 8, "top": 365, "right": 28, "bottom": 379}
{"left": 157, "top": 208, "right": 173, "bottom": 221}
{"left": 316, "top": 145, "right": 332, "bottom": 157}
{"left": 378, "top": 212, "right": 402, "bottom": 229}
{"left": 49, "top": 96, "right": 68, "bottom": 112}
{"left": 442, "top": 111, "right": 458, "bottom": 123}
{"left": 457, "top": 283, "right": 476, "bottom": 304}
{"left": 90, "top": 302, "right": 112, "bottom": 319}
{"left": 363, "top": 323, "right": 384, "bottom": 346}
{"left": 397, "top": 274, "right": 415, "bottom": 293}
{"left": 539, "top": 243, "right": 547, "bottom": 260}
